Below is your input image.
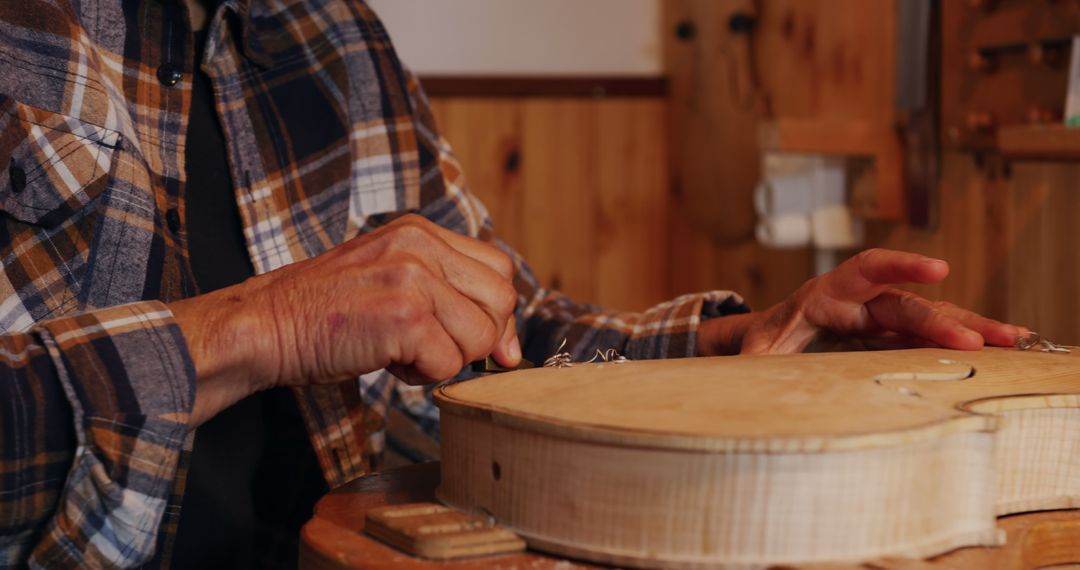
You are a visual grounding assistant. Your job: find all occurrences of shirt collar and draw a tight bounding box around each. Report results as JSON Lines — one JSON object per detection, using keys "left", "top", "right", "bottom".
{"left": 207, "top": 0, "right": 274, "bottom": 70}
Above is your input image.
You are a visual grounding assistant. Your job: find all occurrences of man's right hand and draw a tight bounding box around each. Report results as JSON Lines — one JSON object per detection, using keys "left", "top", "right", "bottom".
{"left": 170, "top": 214, "right": 521, "bottom": 427}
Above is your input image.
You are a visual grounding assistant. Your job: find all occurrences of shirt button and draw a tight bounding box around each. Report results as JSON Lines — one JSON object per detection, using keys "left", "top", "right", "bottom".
{"left": 156, "top": 63, "right": 183, "bottom": 87}
{"left": 8, "top": 162, "right": 26, "bottom": 194}
{"left": 166, "top": 208, "right": 182, "bottom": 234}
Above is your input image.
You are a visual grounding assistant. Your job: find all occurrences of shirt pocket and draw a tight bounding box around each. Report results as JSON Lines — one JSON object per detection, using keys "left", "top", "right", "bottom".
{"left": 0, "top": 96, "right": 120, "bottom": 228}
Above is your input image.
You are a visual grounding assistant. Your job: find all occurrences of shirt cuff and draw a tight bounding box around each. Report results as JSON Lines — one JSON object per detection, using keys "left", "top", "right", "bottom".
{"left": 624, "top": 291, "right": 750, "bottom": 360}
{"left": 30, "top": 301, "right": 195, "bottom": 568}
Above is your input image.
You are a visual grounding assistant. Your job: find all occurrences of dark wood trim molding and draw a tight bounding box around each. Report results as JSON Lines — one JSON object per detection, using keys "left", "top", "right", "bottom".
{"left": 419, "top": 75, "right": 668, "bottom": 98}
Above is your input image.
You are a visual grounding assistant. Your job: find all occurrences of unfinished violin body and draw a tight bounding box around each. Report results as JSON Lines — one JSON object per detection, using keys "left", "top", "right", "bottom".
{"left": 434, "top": 348, "right": 1080, "bottom": 568}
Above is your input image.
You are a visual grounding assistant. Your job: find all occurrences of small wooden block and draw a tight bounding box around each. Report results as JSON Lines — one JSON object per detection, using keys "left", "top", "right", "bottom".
{"left": 364, "top": 502, "right": 526, "bottom": 560}
{"left": 1023, "top": 519, "right": 1080, "bottom": 568}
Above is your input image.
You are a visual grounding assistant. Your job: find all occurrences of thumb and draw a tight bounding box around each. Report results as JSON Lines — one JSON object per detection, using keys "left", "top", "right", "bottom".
{"left": 491, "top": 315, "right": 522, "bottom": 368}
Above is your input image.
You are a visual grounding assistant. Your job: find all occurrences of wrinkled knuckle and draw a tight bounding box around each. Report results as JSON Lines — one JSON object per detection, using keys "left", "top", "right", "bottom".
{"left": 856, "top": 248, "right": 883, "bottom": 263}
{"left": 434, "top": 360, "right": 463, "bottom": 381}
{"left": 399, "top": 214, "right": 437, "bottom": 234}
{"left": 932, "top": 300, "right": 956, "bottom": 312}
{"left": 397, "top": 212, "right": 428, "bottom": 226}
{"left": 794, "top": 278, "right": 821, "bottom": 301}
{"left": 472, "top": 322, "right": 500, "bottom": 358}
{"left": 392, "top": 255, "right": 431, "bottom": 284}
{"left": 382, "top": 296, "right": 426, "bottom": 329}
{"left": 494, "top": 283, "right": 518, "bottom": 317}
{"left": 493, "top": 250, "right": 514, "bottom": 279}
{"left": 339, "top": 234, "right": 364, "bottom": 251}
{"left": 374, "top": 255, "right": 429, "bottom": 290}
{"left": 387, "top": 220, "right": 432, "bottom": 245}
{"left": 898, "top": 290, "right": 925, "bottom": 307}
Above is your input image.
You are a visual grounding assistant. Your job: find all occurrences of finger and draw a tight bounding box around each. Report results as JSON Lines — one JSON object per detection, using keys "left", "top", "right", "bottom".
{"left": 824, "top": 249, "right": 949, "bottom": 304}
{"left": 430, "top": 249, "right": 515, "bottom": 348}
{"left": 932, "top": 303, "right": 1027, "bottom": 347}
{"left": 391, "top": 314, "right": 468, "bottom": 384}
{"left": 378, "top": 225, "right": 517, "bottom": 338}
{"left": 490, "top": 315, "right": 522, "bottom": 368}
{"left": 865, "top": 290, "right": 984, "bottom": 350}
{"left": 375, "top": 244, "right": 514, "bottom": 351}
{"left": 843, "top": 333, "right": 942, "bottom": 351}
{"left": 420, "top": 272, "right": 507, "bottom": 365}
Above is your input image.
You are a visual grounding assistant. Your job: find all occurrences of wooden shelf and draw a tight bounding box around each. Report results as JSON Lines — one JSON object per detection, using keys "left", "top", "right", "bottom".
{"left": 757, "top": 119, "right": 904, "bottom": 221}
{"left": 997, "top": 125, "right": 1080, "bottom": 161}
{"left": 758, "top": 119, "right": 881, "bottom": 156}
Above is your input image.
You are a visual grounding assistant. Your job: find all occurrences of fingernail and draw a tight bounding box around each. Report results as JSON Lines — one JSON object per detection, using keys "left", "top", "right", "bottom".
{"left": 921, "top": 258, "right": 947, "bottom": 267}
{"left": 507, "top": 338, "right": 521, "bottom": 362}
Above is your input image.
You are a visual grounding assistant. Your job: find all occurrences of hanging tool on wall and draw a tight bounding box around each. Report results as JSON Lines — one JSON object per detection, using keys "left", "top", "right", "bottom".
{"left": 896, "top": 0, "right": 940, "bottom": 229}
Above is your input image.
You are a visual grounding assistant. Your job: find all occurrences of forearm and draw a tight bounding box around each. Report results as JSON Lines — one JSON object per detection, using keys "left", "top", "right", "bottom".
{"left": 170, "top": 280, "right": 272, "bottom": 428}
{"left": 696, "top": 312, "right": 758, "bottom": 356}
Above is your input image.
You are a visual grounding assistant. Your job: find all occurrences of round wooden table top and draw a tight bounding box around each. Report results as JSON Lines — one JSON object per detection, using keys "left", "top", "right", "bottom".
{"left": 298, "top": 462, "right": 600, "bottom": 569}
{"left": 300, "top": 462, "right": 1080, "bottom": 570}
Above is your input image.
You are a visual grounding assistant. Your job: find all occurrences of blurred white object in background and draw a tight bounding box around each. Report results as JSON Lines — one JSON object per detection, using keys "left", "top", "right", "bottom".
{"left": 754, "top": 153, "right": 863, "bottom": 274}
{"left": 812, "top": 205, "right": 862, "bottom": 250}
{"left": 755, "top": 214, "right": 812, "bottom": 248}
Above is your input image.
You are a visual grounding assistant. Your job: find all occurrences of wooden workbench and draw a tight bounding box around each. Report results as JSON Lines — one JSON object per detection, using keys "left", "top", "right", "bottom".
{"left": 299, "top": 462, "right": 1080, "bottom": 569}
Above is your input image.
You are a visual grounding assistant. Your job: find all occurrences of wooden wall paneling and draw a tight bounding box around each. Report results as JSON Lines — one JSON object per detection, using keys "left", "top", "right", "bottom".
{"left": 1000, "top": 165, "right": 1048, "bottom": 337}
{"left": 431, "top": 96, "right": 674, "bottom": 312}
{"left": 872, "top": 152, "right": 1080, "bottom": 345}
{"left": 940, "top": 1, "right": 1079, "bottom": 152}
{"left": 428, "top": 0, "right": 1080, "bottom": 346}
{"left": 422, "top": 77, "right": 667, "bottom": 99}
{"left": 1002, "top": 163, "right": 1080, "bottom": 343}
{"left": 923, "top": 0, "right": 1080, "bottom": 343}
{"left": 518, "top": 100, "right": 599, "bottom": 307}
{"left": 428, "top": 99, "right": 526, "bottom": 251}
{"left": 869, "top": 154, "right": 993, "bottom": 318}
{"left": 662, "top": 0, "right": 815, "bottom": 310}
{"left": 1041, "top": 166, "right": 1080, "bottom": 343}
{"left": 755, "top": 0, "right": 903, "bottom": 219}
{"left": 755, "top": 0, "right": 896, "bottom": 122}
{"left": 668, "top": 214, "right": 814, "bottom": 310}
{"left": 664, "top": 0, "right": 761, "bottom": 244}
{"left": 979, "top": 168, "right": 1012, "bottom": 328}
{"left": 593, "top": 99, "right": 671, "bottom": 311}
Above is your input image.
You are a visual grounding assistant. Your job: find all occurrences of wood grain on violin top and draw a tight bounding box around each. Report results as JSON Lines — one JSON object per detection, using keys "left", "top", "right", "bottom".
{"left": 436, "top": 348, "right": 1080, "bottom": 452}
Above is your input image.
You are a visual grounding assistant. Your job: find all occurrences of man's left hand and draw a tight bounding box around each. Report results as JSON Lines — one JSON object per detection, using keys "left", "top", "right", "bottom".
{"left": 698, "top": 248, "right": 1026, "bottom": 356}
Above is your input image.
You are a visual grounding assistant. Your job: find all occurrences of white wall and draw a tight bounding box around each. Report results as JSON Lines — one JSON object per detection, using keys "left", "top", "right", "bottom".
{"left": 366, "top": 0, "right": 662, "bottom": 76}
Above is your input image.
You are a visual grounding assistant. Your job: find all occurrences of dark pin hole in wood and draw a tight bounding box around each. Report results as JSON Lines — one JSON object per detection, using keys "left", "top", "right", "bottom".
{"left": 674, "top": 20, "right": 695, "bottom": 41}
{"left": 492, "top": 461, "right": 501, "bottom": 481}
{"left": 503, "top": 148, "right": 521, "bottom": 173}
{"left": 728, "top": 12, "right": 757, "bottom": 34}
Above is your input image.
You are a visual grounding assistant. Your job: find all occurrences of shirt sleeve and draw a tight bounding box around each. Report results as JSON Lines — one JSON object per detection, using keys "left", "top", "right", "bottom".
{"left": 0, "top": 300, "right": 195, "bottom": 569}
{"left": 401, "top": 73, "right": 751, "bottom": 366}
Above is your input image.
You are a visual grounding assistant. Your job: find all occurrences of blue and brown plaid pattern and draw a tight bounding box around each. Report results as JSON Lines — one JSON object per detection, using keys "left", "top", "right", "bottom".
{"left": 1, "top": 302, "right": 194, "bottom": 568}
{"left": 0, "top": 0, "right": 749, "bottom": 566}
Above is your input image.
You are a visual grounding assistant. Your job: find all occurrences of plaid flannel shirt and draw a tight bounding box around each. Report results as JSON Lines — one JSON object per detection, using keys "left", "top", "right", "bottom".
{"left": 0, "top": 0, "right": 749, "bottom": 567}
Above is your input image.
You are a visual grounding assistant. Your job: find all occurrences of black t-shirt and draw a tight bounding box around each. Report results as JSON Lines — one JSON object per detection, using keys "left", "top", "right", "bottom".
{"left": 172, "top": 29, "right": 327, "bottom": 569}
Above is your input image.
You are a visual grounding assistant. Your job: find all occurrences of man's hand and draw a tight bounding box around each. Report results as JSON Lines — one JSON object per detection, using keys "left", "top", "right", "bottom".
{"left": 171, "top": 214, "right": 521, "bottom": 427}
{"left": 698, "top": 249, "right": 1025, "bottom": 356}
